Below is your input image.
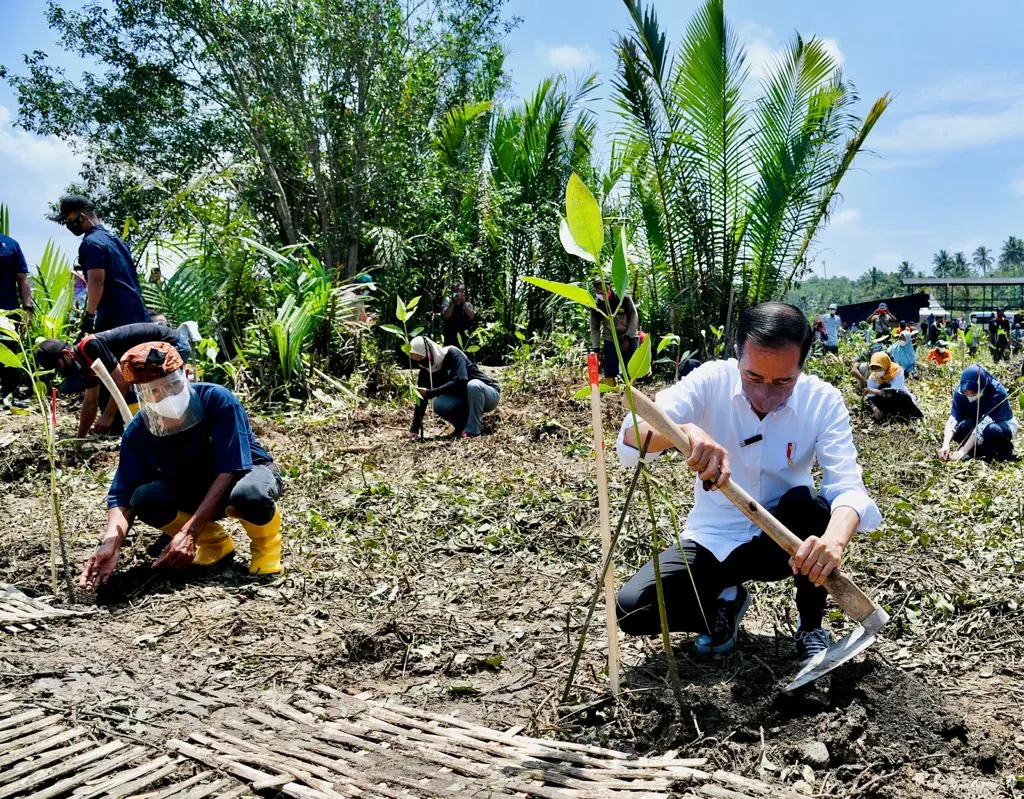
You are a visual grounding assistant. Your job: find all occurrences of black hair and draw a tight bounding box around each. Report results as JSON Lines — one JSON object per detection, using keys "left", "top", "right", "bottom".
{"left": 734, "top": 302, "right": 813, "bottom": 365}
{"left": 36, "top": 338, "right": 70, "bottom": 372}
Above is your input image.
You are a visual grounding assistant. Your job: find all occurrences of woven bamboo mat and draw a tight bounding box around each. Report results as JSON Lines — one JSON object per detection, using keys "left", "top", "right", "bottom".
{"left": 0, "top": 695, "right": 245, "bottom": 799}
{"left": 0, "top": 584, "right": 93, "bottom": 633}
{"left": 169, "top": 685, "right": 804, "bottom": 799}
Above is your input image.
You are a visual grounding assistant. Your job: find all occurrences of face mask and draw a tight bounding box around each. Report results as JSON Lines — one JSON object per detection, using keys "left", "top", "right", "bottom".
{"left": 66, "top": 218, "right": 85, "bottom": 236}
{"left": 60, "top": 358, "right": 82, "bottom": 378}
{"left": 966, "top": 392, "right": 980, "bottom": 404}
{"left": 150, "top": 385, "right": 191, "bottom": 419}
{"left": 741, "top": 380, "right": 795, "bottom": 415}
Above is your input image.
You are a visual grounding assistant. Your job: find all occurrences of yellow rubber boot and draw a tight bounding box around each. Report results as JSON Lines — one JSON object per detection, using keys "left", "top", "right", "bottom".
{"left": 229, "top": 505, "right": 283, "bottom": 575}
{"left": 159, "top": 511, "right": 191, "bottom": 535}
{"left": 193, "top": 522, "right": 235, "bottom": 566}
{"left": 600, "top": 376, "right": 617, "bottom": 388}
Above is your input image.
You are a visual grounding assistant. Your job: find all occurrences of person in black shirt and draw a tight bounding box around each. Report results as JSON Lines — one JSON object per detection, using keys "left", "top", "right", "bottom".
{"left": 36, "top": 323, "right": 186, "bottom": 437}
{"left": 52, "top": 195, "right": 148, "bottom": 335}
{"left": 408, "top": 336, "right": 499, "bottom": 438}
{"left": 989, "top": 309, "right": 1011, "bottom": 362}
{"left": 440, "top": 282, "right": 476, "bottom": 346}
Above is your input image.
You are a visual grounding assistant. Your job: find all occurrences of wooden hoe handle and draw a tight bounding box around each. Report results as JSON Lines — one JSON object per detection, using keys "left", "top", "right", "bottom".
{"left": 625, "top": 390, "right": 880, "bottom": 623}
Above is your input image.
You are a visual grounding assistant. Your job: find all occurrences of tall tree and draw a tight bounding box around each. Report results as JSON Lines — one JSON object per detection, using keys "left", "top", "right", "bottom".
{"left": 1000, "top": 236, "right": 1024, "bottom": 272}
{"left": 896, "top": 260, "right": 915, "bottom": 279}
{"left": 972, "top": 245, "right": 993, "bottom": 275}
{"left": 932, "top": 249, "right": 953, "bottom": 277}
{"left": 6, "top": 0, "right": 511, "bottom": 279}
{"left": 612, "top": 0, "right": 890, "bottom": 354}
{"left": 952, "top": 251, "right": 972, "bottom": 277}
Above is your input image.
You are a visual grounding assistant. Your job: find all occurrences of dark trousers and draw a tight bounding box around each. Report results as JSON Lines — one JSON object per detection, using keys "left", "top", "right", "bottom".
{"left": 953, "top": 419, "right": 1015, "bottom": 460}
{"left": 131, "top": 464, "right": 283, "bottom": 529}
{"left": 617, "top": 486, "right": 831, "bottom": 636}
{"left": 603, "top": 336, "right": 638, "bottom": 378}
{"left": 867, "top": 389, "right": 923, "bottom": 421}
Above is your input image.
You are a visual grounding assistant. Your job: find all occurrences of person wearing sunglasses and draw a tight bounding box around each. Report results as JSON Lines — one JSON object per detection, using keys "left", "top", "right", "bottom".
{"left": 52, "top": 195, "right": 149, "bottom": 337}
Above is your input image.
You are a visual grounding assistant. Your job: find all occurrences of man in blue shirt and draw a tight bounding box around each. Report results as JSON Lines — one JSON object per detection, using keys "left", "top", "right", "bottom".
{"left": 79, "top": 342, "right": 284, "bottom": 590}
{"left": 52, "top": 195, "right": 148, "bottom": 335}
{"left": 0, "top": 232, "right": 33, "bottom": 404}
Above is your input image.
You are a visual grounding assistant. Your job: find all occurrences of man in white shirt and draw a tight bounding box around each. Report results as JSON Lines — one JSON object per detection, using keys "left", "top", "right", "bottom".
{"left": 616, "top": 303, "right": 881, "bottom": 661}
{"left": 823, "top": 304, "right": 842, "bottom": 354}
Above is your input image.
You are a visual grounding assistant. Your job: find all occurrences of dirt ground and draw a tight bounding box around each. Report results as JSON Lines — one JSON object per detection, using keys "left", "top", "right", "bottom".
{"left": 1, "top": 356, "right": 1023, "bottom": 798}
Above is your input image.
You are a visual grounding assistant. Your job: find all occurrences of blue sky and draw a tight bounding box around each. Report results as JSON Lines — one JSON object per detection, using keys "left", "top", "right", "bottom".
{"left": 3, "top": 1, "right": 1024, "bottom": 280}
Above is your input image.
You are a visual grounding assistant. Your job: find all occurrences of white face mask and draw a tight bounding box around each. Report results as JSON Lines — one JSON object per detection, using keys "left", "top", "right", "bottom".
{"left": 150, "top": 386, "right": 191, "bottom": 419}
{"left": 966, "top": 393, "right": 980, "bottom": 404}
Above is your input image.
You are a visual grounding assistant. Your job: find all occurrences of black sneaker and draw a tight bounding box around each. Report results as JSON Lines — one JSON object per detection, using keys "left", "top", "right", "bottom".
{"left": 694, "top": 585, "right": 751, "bottom": 655}
{"left": 794, "top": 626, "right": 832, "bottom": 660}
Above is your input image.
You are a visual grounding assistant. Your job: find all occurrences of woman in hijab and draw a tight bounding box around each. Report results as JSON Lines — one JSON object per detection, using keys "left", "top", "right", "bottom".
{"left": 939, "top": 365, "right": 1017, "bottom": 461}
{"left": 862, "top": 352, "right": 922, "bottom": 422}
{"left": 407, "top": 336, "right": 500, "bottom": 439}
{"left": 887, "top": 330, "right": 918, "bottom": 378}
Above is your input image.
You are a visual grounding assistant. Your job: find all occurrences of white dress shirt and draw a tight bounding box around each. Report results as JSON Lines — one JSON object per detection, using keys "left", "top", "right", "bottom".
{"left": 616, "top": 359, "right": 881, "bottom": 561}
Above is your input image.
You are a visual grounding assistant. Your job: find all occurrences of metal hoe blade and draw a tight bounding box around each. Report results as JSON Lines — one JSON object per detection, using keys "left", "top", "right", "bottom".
{"left": 785, "top": 607, "right": 890, "bottom": 692}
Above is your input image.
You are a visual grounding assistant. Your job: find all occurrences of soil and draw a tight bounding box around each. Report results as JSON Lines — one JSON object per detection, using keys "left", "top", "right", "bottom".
{"left": 1, "top": 360, "right": 1023, "bottom": 798}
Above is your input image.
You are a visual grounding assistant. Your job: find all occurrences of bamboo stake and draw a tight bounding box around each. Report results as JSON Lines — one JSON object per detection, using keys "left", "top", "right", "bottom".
{"left": 587, "top": 352, "right": 620, "bottom": 696}
{"left": 91, "top": 359, "right": 133, "bottom": 424}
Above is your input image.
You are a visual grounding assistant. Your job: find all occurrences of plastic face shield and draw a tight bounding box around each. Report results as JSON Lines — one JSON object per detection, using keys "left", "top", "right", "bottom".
{"left": 136, "top": 369, "right": 203, "bottom": 436}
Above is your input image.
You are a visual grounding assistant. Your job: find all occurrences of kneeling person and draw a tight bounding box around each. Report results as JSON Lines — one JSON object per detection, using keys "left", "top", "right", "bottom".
{"left": 80, "top": 342, "right": 283, "bottom": 589}
{"left": 615, "top": 303, "right": 881, "bottom": 661}
{"left": 37, "top": 322, "right": 188, "bottom": 437}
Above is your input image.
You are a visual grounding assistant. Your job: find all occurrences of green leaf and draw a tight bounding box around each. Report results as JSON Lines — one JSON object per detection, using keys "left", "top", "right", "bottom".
{"left": 379, "top": 324, "right": 406, "bottom": 338}
{"left": 409, "top": 327, "right": 424, "bottom": 338}
{"left": 572, "top": 383, "right": 618, "bottom": 400}
{"left": 612, "top": 228, "right": 628, "bottom": 298}
{"left": 514, "top": 330, "right": 525, "bottom": 341}
{"left": 407, "top": 296, "right": 421, "bottom": 310}
{"left": 565, "top": 173, "right": 603, "bottom": 260}
{"left": 0, "top": 346, "right": 22, "bottom": 370}
{"left": 627, "top": 335, "right": 651, "bottom": 381}
{"left": 523, "top": 276, "right": 597, "bottom": 310}
{"left": 657, "top": 333, "right": 679, "bottom": 354}
{"left": 558, "top": 216, "right": 595, "bottom": 263}
{"left": 395, "top": 296, "right": 407, "bottom": 323}
{"left": 400, "top": 343, "right": 412, "bottom": 355}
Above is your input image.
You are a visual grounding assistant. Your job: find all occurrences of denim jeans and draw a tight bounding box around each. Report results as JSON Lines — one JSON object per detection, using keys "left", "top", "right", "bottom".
{"left": 603, "top": 336, "right": 638, "bottom": 378}
{"left": 433, "top": 380, "right": 500, "bottom": 435}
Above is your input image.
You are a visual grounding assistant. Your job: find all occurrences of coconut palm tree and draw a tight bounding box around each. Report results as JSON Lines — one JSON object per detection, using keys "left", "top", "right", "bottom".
{"left": 972, "top": 245, "right": 993, "bottom": 275}
{"left": 1000, "top": 236, "right": 1024, "bottom": 272}
{"left": 896, "top": 260, "right": 915, "bottom": 280}
{"left": 952, "top": 251, "right": 972, "bottom": 277}
{"left": 932, "top": 249, "right": 953, "bottom": 278}
{"left": 612, "top": 0, "right": 891, "bottom": 353}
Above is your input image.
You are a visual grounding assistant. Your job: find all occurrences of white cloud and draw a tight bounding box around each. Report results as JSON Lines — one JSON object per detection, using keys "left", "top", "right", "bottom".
{"left": 0, "top": 103, "right": 78, "bottom": 179}
{"left": 535, "top": 42, "right": 599, "bottom": 71}
{"left": 870, "top": 251, "right": 903, "bottom": 267}
{"left": 0, "top": 103, "right": 83, "bottom": 266}
{"left": 739, "top": 22, "right": 845, "bottom": 85}
{"left": 872, "top": 101, "right": 1024, "bottom": 155}
{"left": 819, "top": 37, "right": 845, "bottom": 69}
{"left": 832, "top": 208, "right": 861, "bottom": 228}
{"left": 949, "top": 238, "right": 984, "bottom": 256}
{"left": 900, "top": 71, "right": 1024, "bottom": 113}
